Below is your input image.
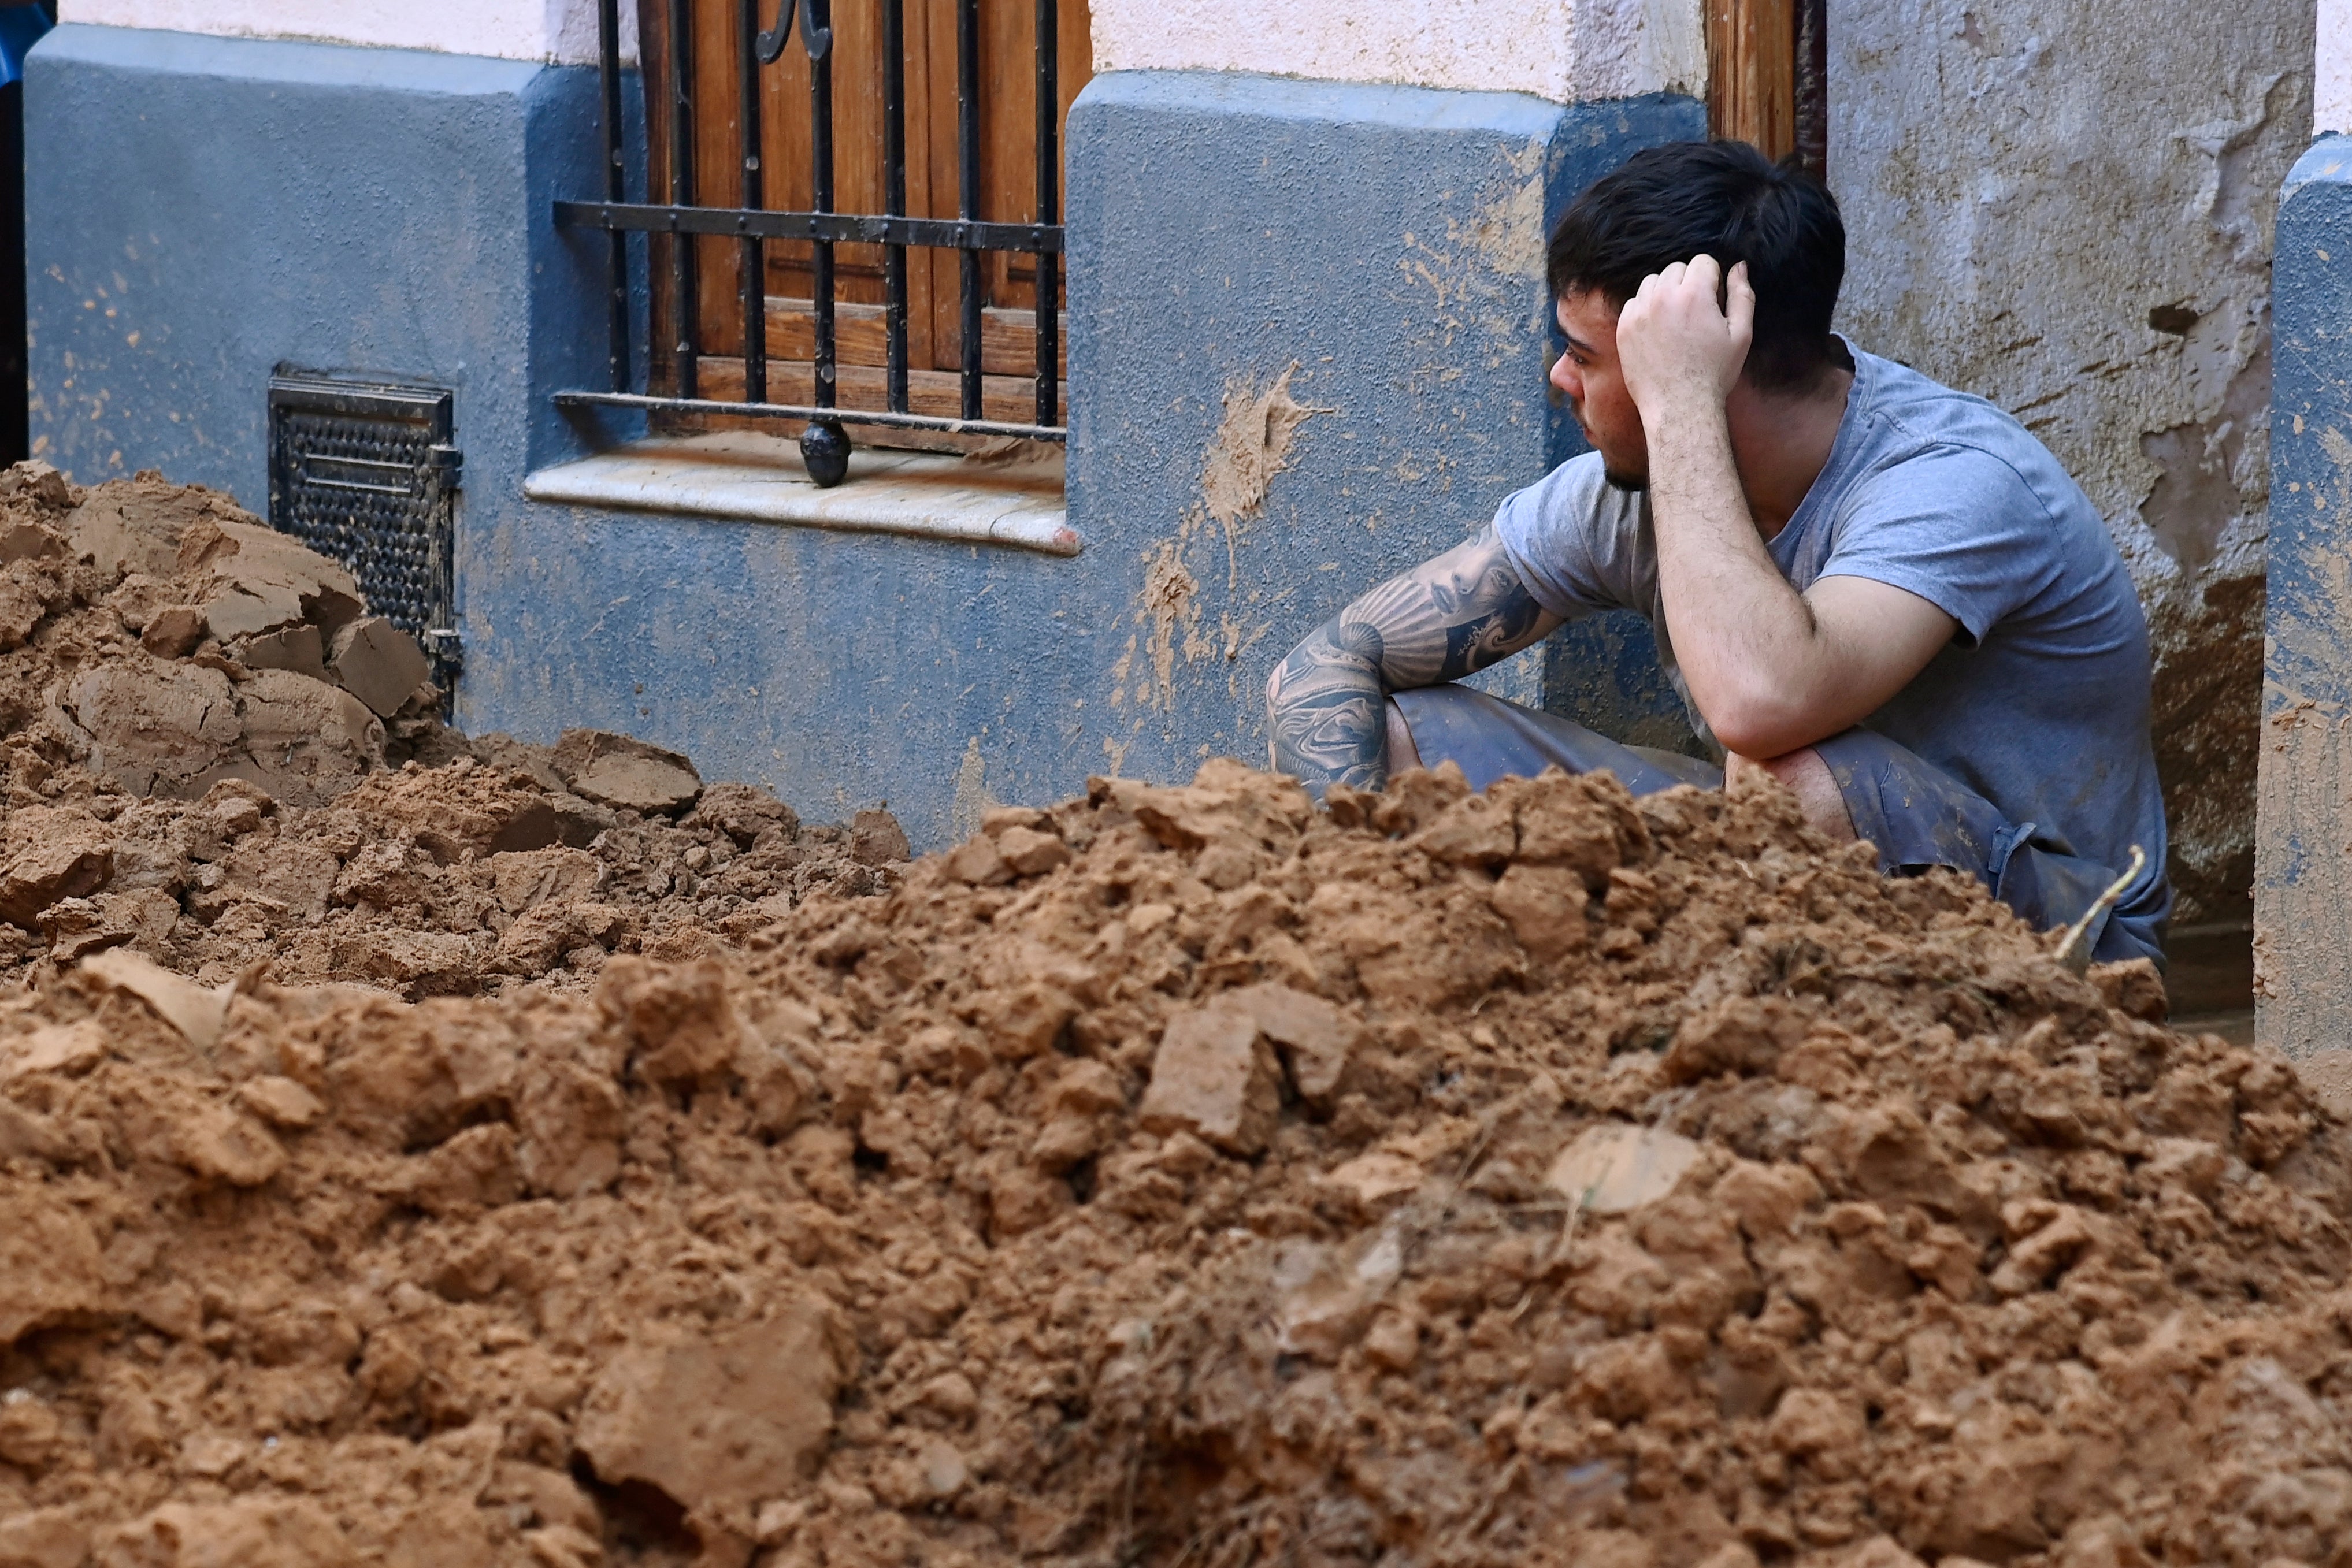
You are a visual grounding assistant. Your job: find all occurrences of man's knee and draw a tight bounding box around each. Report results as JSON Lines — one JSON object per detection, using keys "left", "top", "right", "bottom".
{"left": 1727, "top": 746, "right": 1855, "bottom": 842}
{"left": 1385, "top": 698, "right": 1422, "bottom": 773}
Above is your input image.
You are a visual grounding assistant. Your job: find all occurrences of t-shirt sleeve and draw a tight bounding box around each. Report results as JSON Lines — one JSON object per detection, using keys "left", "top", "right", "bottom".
{"left": 1811, "top": 445, "right": 2060, "bottom": 646}
{"left": 1490, "top": 452, "right": 1644, "bottom": 619}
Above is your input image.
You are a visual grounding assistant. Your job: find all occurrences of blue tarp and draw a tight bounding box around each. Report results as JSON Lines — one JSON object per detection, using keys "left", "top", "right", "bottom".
{"left": 0, "top": 6, "right": 53, "bottom": 91}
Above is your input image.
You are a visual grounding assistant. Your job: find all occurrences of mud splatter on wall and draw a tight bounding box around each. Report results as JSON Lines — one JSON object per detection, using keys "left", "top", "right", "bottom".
{"left": 1831, "top": 0, "right": 2312, "bottom": 930}
{"left": 1116, "top": 366, "right": 1325, "bottom": 716}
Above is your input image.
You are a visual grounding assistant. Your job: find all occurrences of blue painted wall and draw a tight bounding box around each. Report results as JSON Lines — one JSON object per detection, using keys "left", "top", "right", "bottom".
{"left": 28, "top": 31, "right": 1698, "bottom": 847}
{"left": 25, "top": 26, "right": 623, "bottom": 504}
{"left": 2259, "top": 133, "right": 2352, "bottom": 1056}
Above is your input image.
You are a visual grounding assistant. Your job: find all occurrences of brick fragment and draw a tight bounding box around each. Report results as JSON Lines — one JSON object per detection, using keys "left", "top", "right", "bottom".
{"left": 0, "top": 830, "right": 112, "bottom": 929}
{"left": 996, "top": 824, "right": 1071, "bottom": 876}
{"left": 236, "top": 623, "right": 328, "bottom": 681}
{"left": 0, "top": 521, "right": 66, "bottom": 566}
{"left": 551, "top": 729, "right": 702, "bottom": 814}
{"left": 947, "top": 835, "right": 1012, "bottom": 886}
{"left": 1223, "top": 982, "right": 1362, "bottom": 1103}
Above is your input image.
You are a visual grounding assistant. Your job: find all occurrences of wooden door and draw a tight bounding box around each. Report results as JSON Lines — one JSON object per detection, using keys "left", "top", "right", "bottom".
{"left": 1707, "top": 0, "right": 1826, "bottom": 176}
{"left": 646, "top": 0, "right": 1088, "bottom": 429}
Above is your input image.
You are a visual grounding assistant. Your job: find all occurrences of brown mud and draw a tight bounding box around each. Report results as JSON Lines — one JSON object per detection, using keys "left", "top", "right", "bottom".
{"left": 0, "top": 465, "right": 906, "bottom": 1001}
{"left": 0, "top": 464, "right": 2348, "bottom": 1568}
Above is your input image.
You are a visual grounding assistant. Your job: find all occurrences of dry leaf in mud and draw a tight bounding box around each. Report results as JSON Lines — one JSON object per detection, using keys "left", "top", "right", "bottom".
{"left": 1545, "top": 1123, "right": 1703, "bottom": 1213}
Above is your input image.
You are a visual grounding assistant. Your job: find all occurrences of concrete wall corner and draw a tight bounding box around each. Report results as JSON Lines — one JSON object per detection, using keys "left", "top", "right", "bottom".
{"left": 2257, "top": 131, "right": 2352, "bottom": 1056}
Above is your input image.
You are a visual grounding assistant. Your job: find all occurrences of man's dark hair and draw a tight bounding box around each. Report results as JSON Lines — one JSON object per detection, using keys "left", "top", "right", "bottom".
{"left": 1547, "top": 139, "right": 1846, "bottom": 393}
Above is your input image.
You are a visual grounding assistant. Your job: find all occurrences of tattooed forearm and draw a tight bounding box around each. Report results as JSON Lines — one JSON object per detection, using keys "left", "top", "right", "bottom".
{"left": 1268, "top": 619, "right": 1391, "bottom": 792}
{"left": 1267, "top": 525, "right": 1559, "bottom": 796}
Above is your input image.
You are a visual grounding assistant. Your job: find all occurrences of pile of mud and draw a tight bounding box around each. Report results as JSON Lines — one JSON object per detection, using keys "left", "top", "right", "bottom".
{"left": 0, "top": 464, "right": 906, "bottom": 998}
{"left": 4, "top": 752, "right": 2347, "bottom": 1568}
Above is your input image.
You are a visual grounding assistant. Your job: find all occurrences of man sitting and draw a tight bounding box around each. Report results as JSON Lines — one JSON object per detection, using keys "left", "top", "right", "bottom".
{"left": 1264, "top": 140, "right": 2168, "bottom": 967}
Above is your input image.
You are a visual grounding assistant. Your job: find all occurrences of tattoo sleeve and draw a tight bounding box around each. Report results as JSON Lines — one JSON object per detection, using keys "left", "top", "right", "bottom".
{"left": 1266, "top": 524, "right": 1560, "bottom": 796}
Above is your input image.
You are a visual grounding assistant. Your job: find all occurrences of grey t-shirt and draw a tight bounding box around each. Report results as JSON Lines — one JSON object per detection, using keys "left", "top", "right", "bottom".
{"left": 1492, "top": 343, "right": 2166, "bottom": 901}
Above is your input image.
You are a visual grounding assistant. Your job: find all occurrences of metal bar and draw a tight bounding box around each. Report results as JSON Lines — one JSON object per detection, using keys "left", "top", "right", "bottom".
{"left": 810, "top": 0, "right": 838, "bottom": 414}
{"left": 882, "top": 0, "right": 909, "bottom": 414}
{"left": 956, "top": 0, "right": 982, "bottom": 421}
{"left": 557, "top": 201, "right": 1063, "bottom": 252}
{"left": 737, "top": 0, "right": 767, "bottom": 403}
{"left": 1033, "top": 0, "right": 1058, "bottom": 429}
{"left": 598, "top": 0, "right": 630, "bottom": 392}
{"left": 555, "top": 389, "right": 1066, "bottom": 441}
{"left": 665, "top": 0, "right": 699, "bottom": 398}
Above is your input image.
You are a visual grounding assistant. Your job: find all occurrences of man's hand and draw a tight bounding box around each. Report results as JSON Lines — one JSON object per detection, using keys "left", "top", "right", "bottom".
{"left": 1615, "top": 255, "right": 1753, "bottom": 421}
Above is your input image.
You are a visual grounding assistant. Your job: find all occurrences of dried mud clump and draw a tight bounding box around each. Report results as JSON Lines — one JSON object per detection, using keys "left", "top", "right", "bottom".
{"left": 0, "top": 462, "right": 907, "bottom": 996}
{"left": 2, "top": 756, "right": 2347, "bottom": 1568}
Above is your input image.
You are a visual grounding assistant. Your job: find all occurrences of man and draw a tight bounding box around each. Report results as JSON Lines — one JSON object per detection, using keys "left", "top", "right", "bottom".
{"left": 1265, "top": 140, "right": 2168, "bottom": 967}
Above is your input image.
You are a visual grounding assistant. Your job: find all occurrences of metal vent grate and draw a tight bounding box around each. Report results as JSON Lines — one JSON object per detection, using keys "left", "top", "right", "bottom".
{"left": 267, "top": 373, "right": 462, "bottom": 686}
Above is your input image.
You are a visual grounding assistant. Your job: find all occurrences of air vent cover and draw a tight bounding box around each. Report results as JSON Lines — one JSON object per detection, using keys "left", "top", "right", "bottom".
{"left": 267, "top": 373, "right": 462, "bottom": 687}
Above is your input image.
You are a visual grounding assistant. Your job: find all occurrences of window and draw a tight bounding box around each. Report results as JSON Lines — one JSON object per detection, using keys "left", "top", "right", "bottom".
{"left": 558, "top": 0, "right": 1092, "bottom": 482}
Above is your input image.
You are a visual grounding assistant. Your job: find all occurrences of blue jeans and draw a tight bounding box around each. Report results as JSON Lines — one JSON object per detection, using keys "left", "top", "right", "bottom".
{"left": 1389, "top": 683, "right": 2168, "bottom": 968}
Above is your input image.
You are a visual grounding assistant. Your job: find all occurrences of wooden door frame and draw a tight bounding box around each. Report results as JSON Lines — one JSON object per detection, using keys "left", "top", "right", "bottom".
{"left": 1706, "top": 0, "right": 1827, "bottom": 175}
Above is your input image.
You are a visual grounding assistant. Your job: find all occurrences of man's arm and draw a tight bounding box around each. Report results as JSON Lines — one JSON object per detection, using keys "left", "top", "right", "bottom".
{"left": 1617, "top": 257, "right": 1957, "bottom": 759}
{"left": 1266, "top": 525, "right": 1561, "bottom": 795}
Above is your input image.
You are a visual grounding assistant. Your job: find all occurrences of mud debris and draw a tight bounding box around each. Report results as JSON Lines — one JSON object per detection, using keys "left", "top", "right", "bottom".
{"left": 0, "top": 465, "right": 906, "bottom": 999}
{"left": 0, "top": 659, "right": 2346, "bottom": 1568}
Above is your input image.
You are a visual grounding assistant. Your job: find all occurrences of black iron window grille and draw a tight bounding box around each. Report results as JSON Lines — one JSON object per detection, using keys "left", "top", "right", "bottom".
{"left": 553, "top": 0, "right": 1066, "bottom": 488}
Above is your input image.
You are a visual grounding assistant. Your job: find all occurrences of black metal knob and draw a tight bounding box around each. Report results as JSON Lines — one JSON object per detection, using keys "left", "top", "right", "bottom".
{"left": 801, "top": 421, "right": 851, "bottom": 488}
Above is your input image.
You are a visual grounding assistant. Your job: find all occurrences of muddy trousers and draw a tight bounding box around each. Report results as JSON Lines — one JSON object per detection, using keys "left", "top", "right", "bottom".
{"left": 1389, "top": 684, "right": 2168, "bottom": 969}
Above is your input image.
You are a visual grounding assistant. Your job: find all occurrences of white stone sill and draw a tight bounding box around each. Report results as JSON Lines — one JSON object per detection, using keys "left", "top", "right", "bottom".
{"left": 522, "top": 432, "right": 1079, "bottom": 557}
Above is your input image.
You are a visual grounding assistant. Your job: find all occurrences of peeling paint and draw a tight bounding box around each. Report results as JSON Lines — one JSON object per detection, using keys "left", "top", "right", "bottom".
{"left": 1461, "top": 143, "right": 1550, "bottom": 281}
{"left": 2138, "top": 332, "right": 2271, "bottom": 573}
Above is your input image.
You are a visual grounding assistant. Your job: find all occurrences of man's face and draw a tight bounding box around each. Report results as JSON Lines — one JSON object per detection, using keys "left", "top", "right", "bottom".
{"left": 1549, "top": 289, "right": 1649, "bottom": 489}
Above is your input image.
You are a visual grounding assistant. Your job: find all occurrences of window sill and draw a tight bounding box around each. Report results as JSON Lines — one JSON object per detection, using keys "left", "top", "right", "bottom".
{"left": 522, "top": 432, "right": 1079, "bottom": 556}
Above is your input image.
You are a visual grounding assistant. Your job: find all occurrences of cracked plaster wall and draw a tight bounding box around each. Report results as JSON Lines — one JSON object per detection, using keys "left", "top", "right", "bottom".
{"left": 1830, "top": 0, "right": 2312, "bottom": 928}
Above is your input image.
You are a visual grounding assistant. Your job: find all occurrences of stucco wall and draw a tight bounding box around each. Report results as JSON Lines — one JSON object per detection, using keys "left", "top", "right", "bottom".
{"left": 1089, "top": 0, "right": 1702, "bottom": 104}
{"left": 2322, "top": 0, "right": 2350, "bottom": 132}
{"left": 56, "top": 0, "right": 629, "bottom": 64}
{"left": 1830, "top": 0, "right": 2313, "bottom": 930}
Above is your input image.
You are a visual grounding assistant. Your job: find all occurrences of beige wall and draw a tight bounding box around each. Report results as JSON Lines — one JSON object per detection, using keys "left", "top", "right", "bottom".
{"left": 2324, "top": 0, "right": 2351, "bottom": 131}
{"left": 58, "top": 0, "right": 633, "bottom": 64}
{"left": 1088, "top": 0, "right": 1703, "bottom": 103}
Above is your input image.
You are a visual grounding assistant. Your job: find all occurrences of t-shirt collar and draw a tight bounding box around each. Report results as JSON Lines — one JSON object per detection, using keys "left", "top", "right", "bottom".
{"left": 1769, "top": 335, "right": 1875, "bottom": 569}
